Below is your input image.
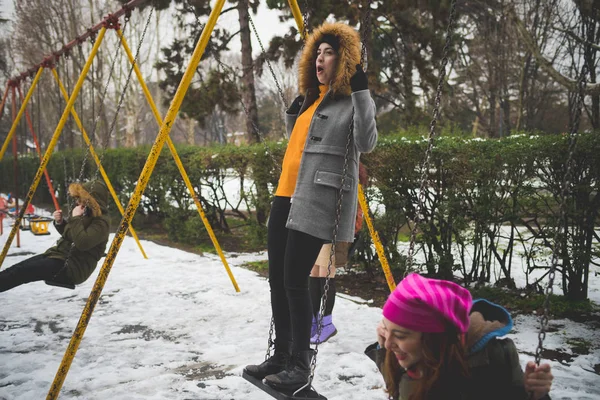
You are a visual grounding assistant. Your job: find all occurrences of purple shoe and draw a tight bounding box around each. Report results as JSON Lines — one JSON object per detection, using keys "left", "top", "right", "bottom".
{"left": 310, "top": 315, "right": 337, "bottom": 344}
{"left": 311, "top": 315, "right": 318, "bottom": 337}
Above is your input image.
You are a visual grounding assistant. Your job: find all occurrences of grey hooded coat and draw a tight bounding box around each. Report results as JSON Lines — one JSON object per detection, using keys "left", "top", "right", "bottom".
{"left": 283, "top": 22, "right": 377, "bottom": 242}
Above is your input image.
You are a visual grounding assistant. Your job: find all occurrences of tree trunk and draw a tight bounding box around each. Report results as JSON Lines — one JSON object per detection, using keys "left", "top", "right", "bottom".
{"left": 125, "top": 112, "right": 135, "bottom": 147}
{"left": 237, "top": 0, "right": 260, "bottom": 143}
{"left": 516, "top": 55, "right": 531, "bottom": 131}
{"left": 402, "top": 37, "right": 416, "bottom": 125}
{"left": 187, "top": 117, "right": 195, "bottom": 145}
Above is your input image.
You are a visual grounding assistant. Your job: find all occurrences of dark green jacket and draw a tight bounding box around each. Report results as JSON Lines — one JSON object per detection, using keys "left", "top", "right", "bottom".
{"left": 44, "top": 180, "right": 110, "bottom": 285}
{"left": 366, "top": 299, "right": 552, "bottom": 400}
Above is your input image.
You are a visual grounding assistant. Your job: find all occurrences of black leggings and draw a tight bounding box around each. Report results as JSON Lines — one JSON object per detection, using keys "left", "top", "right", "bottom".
{"left": 0, "top": 254, "right": 66, "bottom": 292}
{"left": 268, "top": 196, "right": 325, "bottom": 353}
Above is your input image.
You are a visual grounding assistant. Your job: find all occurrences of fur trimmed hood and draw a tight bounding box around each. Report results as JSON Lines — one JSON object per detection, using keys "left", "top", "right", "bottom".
{"left": 68, "top": 180, "right": 108, "bottom": 217}
{"left": 299, "top": 23, "right": 361, "bottom": 97}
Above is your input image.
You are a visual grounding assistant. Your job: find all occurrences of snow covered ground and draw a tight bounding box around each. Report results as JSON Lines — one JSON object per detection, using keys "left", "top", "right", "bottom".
{"left": 0, "top": 219, "right": 599, "bottom": 399}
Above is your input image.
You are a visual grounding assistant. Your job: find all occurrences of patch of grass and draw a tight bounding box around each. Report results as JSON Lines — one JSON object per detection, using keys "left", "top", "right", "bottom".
{"left": 194, "top": 242, "right": 218, "bottom": 254}
{"left": 566, "top": 338, "right": 592, "bottom": 355}
{"left": 243, "top": 260, "right": 269, "bottom": 277}
{"left": 469, "top": 286, "right": 596, "bottom": 319}
{"left": 397, "top": 232, "right": 411, "bottom": 242}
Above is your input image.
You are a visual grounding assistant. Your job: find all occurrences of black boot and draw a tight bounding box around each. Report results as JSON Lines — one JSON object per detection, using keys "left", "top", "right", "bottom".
{"left": 264, "top": 349, "right": 315, "bottom": 392}
{"left": 244, "top": 341, "right": 291, "bottom": 380}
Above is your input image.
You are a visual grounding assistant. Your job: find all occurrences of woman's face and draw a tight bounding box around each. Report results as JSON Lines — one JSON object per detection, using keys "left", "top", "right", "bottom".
{"left": 316, "top": 42, "right": 338, "bottom": 85}
{"left": 382, "top": 317, "right": 423, "bottom": 370}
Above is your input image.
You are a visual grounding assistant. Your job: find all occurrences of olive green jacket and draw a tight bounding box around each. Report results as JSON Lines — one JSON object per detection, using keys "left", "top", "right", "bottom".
{"left": 44, "top": 180, "right": 110, "bottom": 284}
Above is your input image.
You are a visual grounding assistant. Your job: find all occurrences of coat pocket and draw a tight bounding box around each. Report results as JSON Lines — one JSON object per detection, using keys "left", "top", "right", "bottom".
{"left": 314, "top": 170, "right": 354, "bottom": 191}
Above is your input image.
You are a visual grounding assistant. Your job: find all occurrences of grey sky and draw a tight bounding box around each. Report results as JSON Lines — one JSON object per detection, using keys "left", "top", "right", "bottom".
{"left": 0, "top": 0, "right": 293, "bottom": 51}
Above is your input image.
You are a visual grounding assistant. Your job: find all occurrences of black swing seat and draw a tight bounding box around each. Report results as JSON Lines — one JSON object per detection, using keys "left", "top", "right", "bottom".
{"left": 45, "top": 280, "right": 76, "bottom": 290}
{"left": 242, "top": 371, "right": 327, "bottom": 400}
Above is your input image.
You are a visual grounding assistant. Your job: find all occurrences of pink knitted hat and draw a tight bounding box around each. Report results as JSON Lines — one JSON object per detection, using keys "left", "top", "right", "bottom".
{"left": 382, "top": 273, "right": 472, "bottom": 333}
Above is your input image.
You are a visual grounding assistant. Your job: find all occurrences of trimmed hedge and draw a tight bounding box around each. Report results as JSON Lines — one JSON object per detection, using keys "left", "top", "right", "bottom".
{"left": 1, "top": 132, "right": 598, "bottom": 300}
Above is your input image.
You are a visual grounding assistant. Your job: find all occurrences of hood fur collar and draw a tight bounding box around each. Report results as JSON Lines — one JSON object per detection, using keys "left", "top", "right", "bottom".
{"left": 299, "top": 23, "right": 361, "bottom": 97}
{"left": 69, "top": 182, "right": 102, "bottom": 217}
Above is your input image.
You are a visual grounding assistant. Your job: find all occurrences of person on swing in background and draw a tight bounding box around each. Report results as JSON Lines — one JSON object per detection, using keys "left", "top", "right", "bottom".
{"left": 244, "top": 22, "right": 378, "bottom": 391}
{"left": 309, "top": 162, "right": 368, "bottom": 344}
{"left": 0, "top": 180, "right": 110, "bottom": 292}
{"left": 366, "top": 273, "right": 554, "bottom": 400}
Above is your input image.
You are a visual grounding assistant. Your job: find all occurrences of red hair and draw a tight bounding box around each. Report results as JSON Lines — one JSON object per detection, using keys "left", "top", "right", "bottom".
{"left": 382, "top": 324, "right": 470, "bottom": 400}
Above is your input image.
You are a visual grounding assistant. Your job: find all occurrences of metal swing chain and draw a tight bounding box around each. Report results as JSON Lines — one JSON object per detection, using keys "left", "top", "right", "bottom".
{"left": 305, "top": 3, "right": 373, "bottom": 392}
{"left": 91, "top": 31, "right": 96, "bottom": 144}
{"left": 212, "top": 58, "right": 283, "bottom": 358}
{"left": 58, "top": 60, "right": 74, "bottom": 213}
{"left": 300, "top": 0, "right": 310, "bottom": 41}
{"left": 193, "top": 9, "right": 282, "bottom": 357}
{"left": 359, "top": 0, "right": 372, "bottom": 68}
{"left": 65, "top": 52, "right": 78, "bottom": 196}
{"left": 235, "top": 1, "right": 311, "bottom": 359}
{"left": 90, "top": 8, "right": 153, "bottom": 185}
{"left": 212, "top": 55, "right": 285, "bottom": 360}
{"left": 303, "top": 118, "right": 353, "bottom": 394}
{"left": 247, "top": 13, "right": 288, "bottom": 108}
{"left": 50, "top": 9, "right": 153, "bottom": 282}
{"left": 533, "top": 62, "right": 588, "bottom": 367}
{"left": 405, "top": 0, "right": 457, "bottom": 277}
{"left": 72, "top": 15, "right": 132, "bottom": 187}
{"left": 76, "top": 9, "right": 153, "bottom": 212}
{"left": 50, "top": 14, "right": 133, "bottom": 282}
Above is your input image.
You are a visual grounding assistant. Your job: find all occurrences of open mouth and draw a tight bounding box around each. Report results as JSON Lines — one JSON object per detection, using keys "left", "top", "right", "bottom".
{"left": 317, "top": 66, "right": 324, "bottom": 74}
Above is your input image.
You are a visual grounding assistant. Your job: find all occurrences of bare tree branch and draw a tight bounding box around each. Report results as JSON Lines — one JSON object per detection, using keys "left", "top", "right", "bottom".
{"left": 507, "top": 5, "right": 600, "bottom": 95}
{"left": 553, "top": 25, "right": 600, "bottom": 52}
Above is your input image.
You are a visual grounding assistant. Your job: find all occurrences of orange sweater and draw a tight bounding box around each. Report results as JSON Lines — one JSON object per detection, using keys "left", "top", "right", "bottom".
{"left": 275, "top": 85, "right": 329, "bottom": 197}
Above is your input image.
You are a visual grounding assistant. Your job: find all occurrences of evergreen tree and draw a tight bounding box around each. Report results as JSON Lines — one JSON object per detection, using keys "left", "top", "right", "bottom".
{"left": 151, "top": 0, "right": 262, "bottom": 143}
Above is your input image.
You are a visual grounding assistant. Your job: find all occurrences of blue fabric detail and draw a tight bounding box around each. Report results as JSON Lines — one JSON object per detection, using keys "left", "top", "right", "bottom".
{"left": 469, "top": 298, "right": 514, "bottom": 354}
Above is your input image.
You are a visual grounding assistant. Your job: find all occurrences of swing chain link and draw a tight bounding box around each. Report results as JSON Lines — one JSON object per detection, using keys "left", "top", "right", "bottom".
{"left": 360, "top": 0, "right": 372, "bottom": 68}
{"left": 248, "top": 13, "right": 288, "bottom": 108}
{"left": 308, "top": 2, "right": 373, "bottom": 382}
{"left": 533, "top": 62, "right": 587, "bottom": 366}
{"left": 88, "top": 28, "right": 97, "bottom": 45}
{"left": 301, "top": 0, "right": 310, "bottom": 40}
{"left": 307, "top": 115, "right": 354, "bottom": 391}
{"left": 405, "top": 0, "right": 457, "bottom": 276}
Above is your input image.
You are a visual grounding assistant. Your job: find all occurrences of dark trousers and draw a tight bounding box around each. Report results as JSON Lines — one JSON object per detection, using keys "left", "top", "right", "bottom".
{"left": 268, "top": 196, "right": 325, "bottom": 353}
{"left": 0, "top": 254, "right": 65, "bottom": 292}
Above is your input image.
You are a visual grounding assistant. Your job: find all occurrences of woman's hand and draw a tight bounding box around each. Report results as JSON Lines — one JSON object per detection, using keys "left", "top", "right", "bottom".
{"left": 350, "top": 64, "right": 368, "bottom": 92}
{"left": 72, "top": 205, "right": 86, "bottom": 217}
{"left": 287, "top": 95, "right": 304, "bottom": 115}
{"left": 53, "top": 209, "right": 63, "bottom": 224}
{"left": 524, "top": 361, "right": 553, "bottom": 400}
{"left": 376, "top": 319, "right": 386, "bottom": 348}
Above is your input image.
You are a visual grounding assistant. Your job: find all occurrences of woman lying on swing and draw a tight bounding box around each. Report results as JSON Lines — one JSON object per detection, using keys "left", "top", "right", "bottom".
{"left": 0, "top": 180, "right": 110, "bottom": 292}
{"left": 366, "top": 273, "right": 554, "bottom": 400}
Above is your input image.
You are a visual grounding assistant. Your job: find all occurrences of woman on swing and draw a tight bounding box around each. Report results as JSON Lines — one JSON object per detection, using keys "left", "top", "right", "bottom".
{"left": 0, "top": 180, "right": 110, "bottom": 292}
{"left": 244, "top": 22, "right": 377, "bottom": 391}
{"left": 367, "top": 273, "right": 554, "bottom": 400}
